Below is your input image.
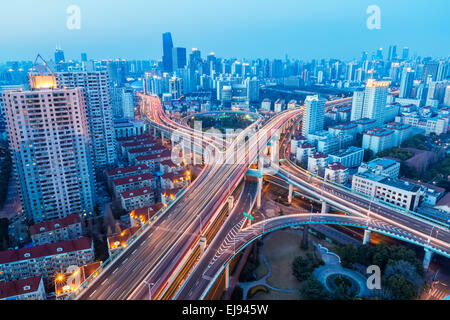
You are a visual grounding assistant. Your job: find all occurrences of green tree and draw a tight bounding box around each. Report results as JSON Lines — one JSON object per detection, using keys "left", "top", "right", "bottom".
{"left": 301, "top": 277, "right": 330, "bottom": 300}
{"left": 292, "top": 256, "right": 314, "bottom": 281}
{"left": 386, "top": 274, "right": 417, "bottom": 300}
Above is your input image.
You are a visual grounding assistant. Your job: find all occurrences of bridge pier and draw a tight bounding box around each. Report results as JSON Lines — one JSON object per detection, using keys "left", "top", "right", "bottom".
{"left": 302, "top": 225, "right": 309, "bottom": 248}
{"left": 153, "top": 127, "right": 157, "bottom": 138}
{"left": 199, "top": 236, "right": 207, "bottom": 256}
{"left": 227, "top": 196, "right": 234, "bottom": 210}
{"left": 321, "top": 201, "right": 328, "bottom": 214}
{"left": 288, "top": 184, "right": 293, "bottom": 204}
{"left": 423, "top": 248, "right": 433, "bottom": 271}
{"left": 363, "top": 230, "right": 372, "bottom": 245}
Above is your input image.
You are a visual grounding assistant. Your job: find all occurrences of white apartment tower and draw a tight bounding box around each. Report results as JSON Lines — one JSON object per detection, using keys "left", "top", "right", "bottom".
{"left": 302, "top": 95, "right": 326, "bottom": 139}
{"left": 352, "top": 79, "right": 389, "bottom": 127}
{"left": 55, "top": 71, "right": 117, "bottom": 170}
{"left": 1, "top": 75, "right": 95, "bottom": 223}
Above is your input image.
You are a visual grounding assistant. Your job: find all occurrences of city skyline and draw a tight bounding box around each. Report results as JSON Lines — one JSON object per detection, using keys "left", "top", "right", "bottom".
{"left": 0, "top": 0, "right": 449, "bottom": 62}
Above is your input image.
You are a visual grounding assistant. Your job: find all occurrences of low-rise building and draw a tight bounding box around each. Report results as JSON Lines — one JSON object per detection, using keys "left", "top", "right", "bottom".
{"left": 352, "top": 171, "right": 423, "bottom": 211}
{"left": 308, "top": 152, "right": 329, "bottom": 176}
{"left": 30, "top": 214, "right": 83, "bottom": 246}
{"left": 358, "top": 158, "right": 401, "bottom": 178}
{"left": 112, "top": 173, "right": 156, "bottom": 199}
{"left": 106, "top": 164, "right": 151, "bottom": 191}
{"left": 135, "top": 150, "right": 172, "bottom": 171}
{"left": 120, "top": 187, "right": 155, "bottom": 212}
{"left": 328, "top": 122, "right": 358, "bottom": 140}
{"left": 329, "top": 146, "right": 364, "bottom": 168}
{"left": 0, "top": 276, "right": 46, "bottom": 300}
{"left": 114, "top": 118, "right": 146, "bottom": 139}
{"left": 274, "top": 99, "right": 285, "bottom": 112}
{"left": 107, "top": 227, "right": 141, "bottom": 257}
{"left": 130, "top": 203, "right": 165, "bottom": 227}
{"left": 261, "top": 99, "right": 271, "bottom": 111}
{"left": 0, "top": 238, "right": 94, "bottom": 282}
{"left": 296, "top": 142, "right": 315, "bottom": 166}
{"left": 54, "top": 261, "right": 102, "bottom": 300}
{"left": 384, "top": 122, "right": 414, "bottom": 147}
{"left": 324, "top": 162, "right": 349, "bottom": 184}
{"left": 160, "top": 171, "right": 190, "bottom": 190}
{"left": 362, "top": 127, "right": 394, "bottom": 155}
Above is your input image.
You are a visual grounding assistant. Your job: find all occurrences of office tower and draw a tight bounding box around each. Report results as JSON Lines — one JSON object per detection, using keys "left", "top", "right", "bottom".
{"left": 302, "top": 95, "right": 326, "bottom": 139}
{"left": 422, "top": 61, "right": 439, "bottom": 82}
{"left": 361, "top": 51, "right": 368, "bottom": 62}
{"left": 270, "top": 59, "right": 283, "bottom": 78}
{"left": 346, "top": 63, "right": 356, "bottom": 81}
{"left": 399, "top": 67, "right": 415, "bottom": 98}
{"left": 106, "top": 60, "right": 128, "bottom": 87}
{"left": 81, "top": 53, "right": 88, "bottom": 62}
{"left": 350, "top": 89, "right": 365, "bottom": 121}
{"left": 1, "top": 74, "right": 95, "bottom": 223}
{"left": 402, "top": 47, "right": 409, "bottom": 60}
{"left": 54, "top": 46, "right": 65, "bottom": 64}
{"left": 172, "top": 47, "right": 187, "bottom": 70}
{"left": 376, "top": 48, "right": 384, "bottom": 60}
{"left": 362, "top": 79, "right": 389, "bottom": 127}
{"left": 207, "top": 53, "right": 216, "bottom": 76}
{"left": 388, "top": 45, "right": 397, "bottom": 61}
{"left": 189, "top": 48, "right": 202, "bottom": 70}
{"left": 162, "top": 32, "right": 174, "bottom": 73}
{"left": 246, "top": 77, "right": 259, "bottom": 103}
{"left": 436, "top": 61, "right": 449, "bottom": 81}
{"left": 55, "top": 71, "right": 117, "bottom": 170}
{"left": 231, "top": 61, "right": 242, "bottom": 76}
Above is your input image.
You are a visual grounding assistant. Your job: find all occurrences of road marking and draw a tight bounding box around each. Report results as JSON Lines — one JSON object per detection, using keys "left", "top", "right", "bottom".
{"left": 132, "top": 249, "right": 138, "bottom": 255}
{"left": 101, "top": 278, "right": 108, "bottom": 285}
{"left": 122, "top": 257, "right": 129, "bottom": 264}
{"left": 112, "top": 268, "right": 118, "bottom": 274}
{"left": 89, "top": 290, "right": 97, "bottom": 297}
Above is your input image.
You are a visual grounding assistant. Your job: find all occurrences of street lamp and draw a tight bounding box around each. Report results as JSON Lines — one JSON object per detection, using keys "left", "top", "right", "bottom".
{"left": 144, "top": 280, "right": 155, "bottom": 300}
{"left": 428, "top": 226, "right": 435, "bottom": 244}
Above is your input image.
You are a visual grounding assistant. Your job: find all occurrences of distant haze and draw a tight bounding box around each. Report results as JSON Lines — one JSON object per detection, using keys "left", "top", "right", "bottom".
{"left": 0, "top": 0, "right": 449, "bottom": 62}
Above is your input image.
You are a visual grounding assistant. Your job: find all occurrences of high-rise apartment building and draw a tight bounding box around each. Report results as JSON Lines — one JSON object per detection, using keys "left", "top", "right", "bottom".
{"left": 302, "top": 95, "right": 326, "bottom": 139}
{"left": 55, "top": 71, "right": 117, "bottom": 170}
{"left": 399, "top": 67, "right": 415, "bottom": 98}
{"left": 351, "top": 80, "right": 389, "bottom": 127}
{"left": 1, "top": 75, "right": 95, "bottom": 223}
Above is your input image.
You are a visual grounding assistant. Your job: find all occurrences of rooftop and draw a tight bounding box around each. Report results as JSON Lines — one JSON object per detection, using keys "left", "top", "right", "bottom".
{"left": 30, "top": 214, "right": 81, "bottom": 236}
{"left": 0, "top": 276, "right": 43, "bottom": 299}
{"left": 113, "top": 173, "right": 155, "bottom": 187}
{"left": 106, "top": 164, "right": 149, "bottom": 177}
{"left": 0, "top": 238, "right": 92, "bottom": 264}
{"left": 121, "top": 187, "right": 154, "bottom": 199}
{"left": 327, "top": 162, "right": 348, "bottom": 171}
{"left": 367, "top": 158, "right": 399, "bottom": 170}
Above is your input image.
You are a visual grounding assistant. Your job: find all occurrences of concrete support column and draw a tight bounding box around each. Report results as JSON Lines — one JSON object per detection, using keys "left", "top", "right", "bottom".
{"left": 225, "top": 263, "right": 230, "bottom": 290}
{"left": 161, "top": 132, "right": 165, "bottom": 143}
{"left": 153, "top": 127, "right": 157, "bottom": 138}
{"left": 321, "top": 201, "right": 328, "bottom": 214}
{"left": 423, "top": 248, "right": 433, "bottom": 271}
{"left": 199, "top": 236, "right": 207, "bottom": 256}
{"left": 302, "top": 225, "right": 309, "bottom": 247}
{"left": 363, "top": 230, "right": 372, "bottom": 245}
{"left": 257, "top": 177, "right": 262, "bottom": 209}
{"left": 288, "top": 184, "right": 293, "bottom": 204}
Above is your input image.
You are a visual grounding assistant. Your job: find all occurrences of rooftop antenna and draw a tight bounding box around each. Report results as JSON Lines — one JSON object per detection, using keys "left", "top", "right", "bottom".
{"left": 31, "top": 54, "right": 55, "bottom": 76}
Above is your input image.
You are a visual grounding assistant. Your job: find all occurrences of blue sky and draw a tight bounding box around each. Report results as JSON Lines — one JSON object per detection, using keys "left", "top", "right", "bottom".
{"left": 0, "top": 0, "right": 449, "bottom": 62}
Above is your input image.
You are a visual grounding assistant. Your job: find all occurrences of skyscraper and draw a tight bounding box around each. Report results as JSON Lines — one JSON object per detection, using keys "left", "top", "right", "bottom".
{"left": 362, "top": 79, "right": 389, "bottom": 127}
{"left": 55, "top": 71, "right": 117, "bottom": 171}
{"left": 302, "top": 95, "right": 326, "bottom": 139}
{"left": 54, "top": 46, "right": 65, "bottom": 64}
{"left": 402, "top": 47, "right": 409, "bottom": 60}
{"left": 399, "top": 67, "right": 415, "bottom": 98}
{"left": 162, "top": 32, "right": 174, "bottom": 73}
{"left": 1, "top": 74, "right": 95, "bottom": 223}
{"left": 172, "top": 47, "right": 187, "bottom": 70}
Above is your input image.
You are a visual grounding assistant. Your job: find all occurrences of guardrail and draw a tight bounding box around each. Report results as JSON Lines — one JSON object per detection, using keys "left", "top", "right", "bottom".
{"left": 66, "top": 184, "right": 187, "bottom": 300}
